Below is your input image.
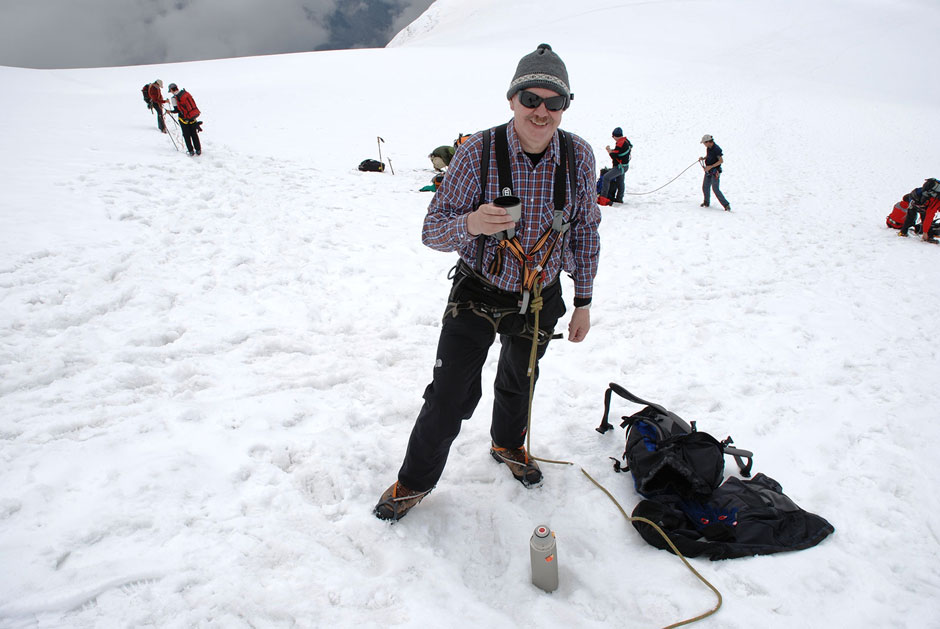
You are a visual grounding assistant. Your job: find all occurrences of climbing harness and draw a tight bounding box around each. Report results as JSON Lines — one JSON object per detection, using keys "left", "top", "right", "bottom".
{"left": 446, "top": 261, "right": 560, "bottom": 344}
{"left": 624, "top": 159, "right": 702, "bottom": 196}
{"left": 474, "top": 124, "right": 577, "bottom": 313}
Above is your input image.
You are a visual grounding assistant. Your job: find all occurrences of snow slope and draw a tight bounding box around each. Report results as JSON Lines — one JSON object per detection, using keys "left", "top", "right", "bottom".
{"left": 1, "top": 0, "right": 939, "bottom": 627}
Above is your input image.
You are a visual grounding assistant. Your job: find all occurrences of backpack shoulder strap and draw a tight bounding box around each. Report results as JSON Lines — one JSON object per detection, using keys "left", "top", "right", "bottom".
{"left": 493, "top": 123, "right": 513, "bottom": 196}
{"left": 478, "top": 128, "right": 490, "bottom": 206}
{"left": 475, "top": 128, "right": 493, "bottom": 271}
{"left": 553, "top": 129, "right": 576, "bottom": 232}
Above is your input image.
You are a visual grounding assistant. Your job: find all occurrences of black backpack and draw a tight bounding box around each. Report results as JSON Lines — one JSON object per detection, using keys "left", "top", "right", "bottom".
{"left": 597, "top": 383, "right": 753, "bottom": 499}
{"left": 599, "top": 383, "right": 835, "bottom": 560}
{"left": 358, "top": 158, "right": 385, "bottom": 172}
{"left": 142, "top": 83, "right": 152, "bottom": 104}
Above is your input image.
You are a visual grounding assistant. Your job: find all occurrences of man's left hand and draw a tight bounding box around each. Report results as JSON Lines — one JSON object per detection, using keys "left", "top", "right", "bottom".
{"left": 568, "top": 308, "right": 591, "bottom": 342}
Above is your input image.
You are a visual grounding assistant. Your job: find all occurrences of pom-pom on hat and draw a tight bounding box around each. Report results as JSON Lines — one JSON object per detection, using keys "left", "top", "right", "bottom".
{"left": 506, "top": 43, "right": 571, "bottom": 103}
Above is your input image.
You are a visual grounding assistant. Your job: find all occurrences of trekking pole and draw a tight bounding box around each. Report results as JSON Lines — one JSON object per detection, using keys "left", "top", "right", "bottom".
{"left": 377, "top": 136, "right": 384, "bottom": 165}
{"left": 164, "top": 111, "right": 180, "bottom": 151}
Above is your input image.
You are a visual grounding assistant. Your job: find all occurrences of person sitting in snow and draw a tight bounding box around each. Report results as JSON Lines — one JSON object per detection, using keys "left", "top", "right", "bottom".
{"left": 428, "top": 145, "right": 455, "bottom": 171}
{"left": 168, "top": 83, "right": 202, "bottom": 156}
{"left": 597, "top": 126, "right": 631, "bottom": 206}
{"left": 897, "top": 177, "right": 940, "bottom": 243}
{"left": 374, "top": 43, "right": 601, "bottom": 521}
{"left": 147, "top": 80, "right": 168, "bottom": 133}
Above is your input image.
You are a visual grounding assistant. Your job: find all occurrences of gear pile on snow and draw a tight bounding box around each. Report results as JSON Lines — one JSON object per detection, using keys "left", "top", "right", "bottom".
{"left": 598, "top": 383, "right": 834, "bottom": 560}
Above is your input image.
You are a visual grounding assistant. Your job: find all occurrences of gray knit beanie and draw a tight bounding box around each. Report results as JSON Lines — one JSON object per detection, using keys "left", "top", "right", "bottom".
{"left": 506, "top": 43, "right": 571, "bottom": 102}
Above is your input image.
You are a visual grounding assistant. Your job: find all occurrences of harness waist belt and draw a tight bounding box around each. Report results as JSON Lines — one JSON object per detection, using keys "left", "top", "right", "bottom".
{"left": 456, "top": 259, "right": 558, "bottom": 299}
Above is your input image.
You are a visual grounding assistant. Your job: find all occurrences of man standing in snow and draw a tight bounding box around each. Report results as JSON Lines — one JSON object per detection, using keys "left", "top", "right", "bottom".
{"left": 699, "top": 134, "right": 731, "bottom": 211}
{"left": 168, "top": 83, "right": 202, "bottom": 156}
{"left": 375, "top": 43, "right": 601, "bottom": 521}
{"left": 147, "top": 80, "right": 168, "bottom": 133}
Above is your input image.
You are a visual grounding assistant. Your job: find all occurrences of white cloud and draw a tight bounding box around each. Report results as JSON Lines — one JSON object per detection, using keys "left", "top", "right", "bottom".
{"left": 0, "top": 0, "right": 432, "bottom": 68}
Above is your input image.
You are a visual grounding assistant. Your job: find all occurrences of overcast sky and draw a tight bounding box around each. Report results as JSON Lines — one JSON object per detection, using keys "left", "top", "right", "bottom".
{"left": 0, "top": 0, "right": 434, "bottom": 69}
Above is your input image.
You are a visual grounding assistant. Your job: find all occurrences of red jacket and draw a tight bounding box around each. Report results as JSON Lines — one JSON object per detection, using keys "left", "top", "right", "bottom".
{"left": 175, "top": 90, "right": 200, "bottom": 120}
{"left": 886, "top": 200, "right": 908, "bottom": 228}
{"left": 924, "top": 197, "right": 940, "bottom": 234}
{"left": 147, "top": 84, "right": 167, "bottom": 108}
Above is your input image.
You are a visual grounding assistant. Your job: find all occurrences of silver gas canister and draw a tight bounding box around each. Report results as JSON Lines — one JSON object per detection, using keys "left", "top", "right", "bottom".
{"left": 529, "top": 524, "right": 559, "bottom": 592}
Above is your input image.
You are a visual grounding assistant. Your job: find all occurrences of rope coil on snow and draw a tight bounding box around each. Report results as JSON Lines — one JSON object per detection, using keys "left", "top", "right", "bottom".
{"left": 521, "top": 285, "right": 722, "bottom": 627}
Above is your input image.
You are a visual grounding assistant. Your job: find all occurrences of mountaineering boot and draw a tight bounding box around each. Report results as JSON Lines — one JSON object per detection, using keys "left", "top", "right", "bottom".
{"left": 925, "top": 235, "right": 939, "bottom": 244}
{"left": 490, "top": 444, "right": 542, "bottom": 487}
{"left": 724, "top": 205, "right": 731, "bottom": 212}
{"left": 898, "top": 230, "right": 909, "bottom": 237}
{"left": 374, "top": 481, "right": 432, "bottom": 521}
{"left": 700, "top": 202, "right": 710, "bottom": 207}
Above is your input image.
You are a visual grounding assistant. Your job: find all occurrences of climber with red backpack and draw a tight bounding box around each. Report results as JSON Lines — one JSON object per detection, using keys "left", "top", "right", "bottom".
{"left": 168, "top": 83, "right": 202, "bottom": 156}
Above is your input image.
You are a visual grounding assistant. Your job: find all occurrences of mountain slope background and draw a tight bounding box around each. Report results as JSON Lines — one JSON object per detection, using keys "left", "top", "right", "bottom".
{"left": 1, "top": 0, "right": 939, "bottom": 627}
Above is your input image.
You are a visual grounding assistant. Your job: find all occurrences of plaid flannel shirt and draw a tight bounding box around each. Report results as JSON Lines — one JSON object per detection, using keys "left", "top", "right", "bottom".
{"left": 421, "top": 121, "right": 601, "bottom": 301}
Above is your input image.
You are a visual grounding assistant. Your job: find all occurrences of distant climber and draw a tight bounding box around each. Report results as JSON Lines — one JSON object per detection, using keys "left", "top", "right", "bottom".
{"left": 896, "top": 177, "right": 940, "bottom": 243}
{"left": 597, "top": 127, "right": 631, "bottom": 205}
{"left": 147, "top": 80, "right": 168, "bottom": 133}
{"left": 168, "top": 83, "right": 202, "bottom": 156}
{"left": 699, "top": 134, "right": 731, "bottom": 211}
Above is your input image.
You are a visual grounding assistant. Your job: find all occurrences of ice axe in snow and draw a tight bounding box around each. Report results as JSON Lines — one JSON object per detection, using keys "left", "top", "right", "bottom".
{"left": 377, "top": 136, "right": 395, "bottom": 174}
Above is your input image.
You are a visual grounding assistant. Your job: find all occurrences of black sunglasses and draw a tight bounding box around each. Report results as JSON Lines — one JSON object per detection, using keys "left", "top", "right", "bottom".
{"left": 518, "top": 90, "right": 569, "bottom": 112}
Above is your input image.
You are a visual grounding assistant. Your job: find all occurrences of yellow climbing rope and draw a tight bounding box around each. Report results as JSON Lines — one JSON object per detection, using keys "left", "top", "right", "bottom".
{"left": 521, "top": 278, "right": 722, "bottom": 628}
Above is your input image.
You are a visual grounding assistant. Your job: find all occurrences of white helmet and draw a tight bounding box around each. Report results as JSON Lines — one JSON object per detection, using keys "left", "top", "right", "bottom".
{"left": 701, "top": 134, "right": 714, "bottom": 143}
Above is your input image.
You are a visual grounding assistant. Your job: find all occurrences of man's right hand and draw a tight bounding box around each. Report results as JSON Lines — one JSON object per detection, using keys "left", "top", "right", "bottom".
{"left": 467, "top": 203, "right": 518, "bottom": 236}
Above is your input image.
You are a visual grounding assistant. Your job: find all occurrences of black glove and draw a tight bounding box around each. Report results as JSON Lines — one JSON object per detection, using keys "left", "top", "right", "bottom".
{"left": 172, "top": 108, "right": 179, "bottom": 114}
